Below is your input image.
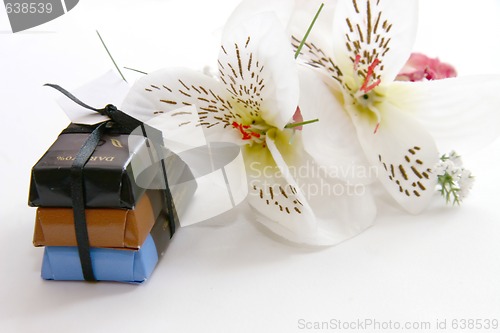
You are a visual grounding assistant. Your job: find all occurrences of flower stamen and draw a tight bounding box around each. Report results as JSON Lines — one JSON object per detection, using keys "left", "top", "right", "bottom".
{"left": 232, "top": 121, "right": 261, "bottom": 140}
{"left": 360, "top": 58, "right": 381, "bottom": 93}
{"left": 354, "top": 54, "right": 361, "bottom": 71}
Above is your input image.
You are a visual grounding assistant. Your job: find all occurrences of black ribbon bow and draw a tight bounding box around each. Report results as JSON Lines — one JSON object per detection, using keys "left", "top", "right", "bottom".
{"left": 45, "top": 84, "right": 177, "bottom": 282}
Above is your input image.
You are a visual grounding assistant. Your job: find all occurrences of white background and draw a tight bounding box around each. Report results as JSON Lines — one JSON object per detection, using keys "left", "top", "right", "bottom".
{"left": 1, "top": 1, "right": 500, "bottom": 332}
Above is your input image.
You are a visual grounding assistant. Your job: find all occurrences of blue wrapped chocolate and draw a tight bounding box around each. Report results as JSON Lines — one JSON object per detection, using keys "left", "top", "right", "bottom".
{"left": 42, "top": 235, "right": 158, "bottom": 284}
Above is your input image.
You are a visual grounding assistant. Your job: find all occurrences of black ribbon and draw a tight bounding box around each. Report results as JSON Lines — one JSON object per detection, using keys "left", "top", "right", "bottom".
{"left": 45, "top": 84, "right": 177, "bottom": 281}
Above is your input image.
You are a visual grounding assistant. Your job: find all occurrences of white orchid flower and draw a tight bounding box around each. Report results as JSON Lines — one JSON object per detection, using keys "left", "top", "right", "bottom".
{"left": 121, "top": 11, "right": 376, "bottom": 245}
{"left": 285, "top": 0, "right": 500, "bottom": 213}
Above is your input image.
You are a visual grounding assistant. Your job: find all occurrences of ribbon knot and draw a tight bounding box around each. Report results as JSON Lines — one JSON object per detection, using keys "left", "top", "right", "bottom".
{"left": 100, "top": 104, "right": 117, "bottom": 117}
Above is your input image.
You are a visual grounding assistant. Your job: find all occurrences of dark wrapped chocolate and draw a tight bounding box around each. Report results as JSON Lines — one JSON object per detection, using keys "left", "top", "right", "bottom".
{"left": 29, "top": 124, "right": 164, "bottom": 209}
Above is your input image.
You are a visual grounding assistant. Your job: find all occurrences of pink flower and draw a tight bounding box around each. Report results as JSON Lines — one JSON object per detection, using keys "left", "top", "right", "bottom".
{"left": 396, "top": 53, "right": 457, "bottom": 82}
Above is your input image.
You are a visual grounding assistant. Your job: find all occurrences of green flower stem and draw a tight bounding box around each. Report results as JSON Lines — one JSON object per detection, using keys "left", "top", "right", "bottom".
{"left": 438, "top": 173, "right": 460, "bottom": 205}
{"left": 284, "top": 118, "right": 319, "bottom": 129}
{"left": 96, "top": 30, "right": 127, "bottom": 82}
{"left": 124, "top": 67, "right": 148, "bottom": 75}
{"left": 294, "top": 3, "right": 325, "bottom": 59}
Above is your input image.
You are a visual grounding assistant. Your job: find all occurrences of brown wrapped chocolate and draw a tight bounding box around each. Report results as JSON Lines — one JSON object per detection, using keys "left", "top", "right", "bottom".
{"left": 33, "top": 190, "right": 166, "bottom": 249}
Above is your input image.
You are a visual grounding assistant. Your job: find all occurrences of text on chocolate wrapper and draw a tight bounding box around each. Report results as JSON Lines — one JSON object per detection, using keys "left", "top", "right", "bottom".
{"left": 57, "top": 156, "right": 116, "bottom": 162}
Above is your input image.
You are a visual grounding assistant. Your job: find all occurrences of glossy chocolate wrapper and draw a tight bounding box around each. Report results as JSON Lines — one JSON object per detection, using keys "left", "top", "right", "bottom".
{"left": 33, "top": 190, "right": 165, "bottom": 249}
{"left": 28, "top": 123, "right": 170, "bottom": 209}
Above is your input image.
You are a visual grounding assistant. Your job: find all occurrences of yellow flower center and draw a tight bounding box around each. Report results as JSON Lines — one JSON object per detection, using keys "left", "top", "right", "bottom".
{"left": 346, "top": 55, "right": 387, "bottom": 132}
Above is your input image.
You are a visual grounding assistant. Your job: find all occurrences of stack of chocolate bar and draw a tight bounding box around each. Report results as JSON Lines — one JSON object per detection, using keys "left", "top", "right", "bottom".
{"left": 28, "top": 123, "right": 195, "bottom": 283}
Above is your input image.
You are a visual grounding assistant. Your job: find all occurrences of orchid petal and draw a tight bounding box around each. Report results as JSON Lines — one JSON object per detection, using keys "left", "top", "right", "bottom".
{"left": 331, "top": 0, "right": 418, "bottom": 84}
{"left": 286, "top": 134, "right": 377, "bottom": 242}
{"left": 298, "top": 67, "right": 375, "bottom": 185}
{"left": 121, "top": 68, "right": 242, "bottom": 144}
{"left": 303, "top": 175, "right": 377, "bottom": 243}
{"left": 390, "top": 76, "right": 500, "bottom": 153}
{"left": 244, "top": 131, "right": 318, "bottom": 244}
{"left": 220, "top": 12, "right": 299, "bottom": 129}
{"left": 246, "top": 131, "right": 375, "bottom": 245}
{"left": 350, "top": 102, "right": 439, "bottom": 214}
